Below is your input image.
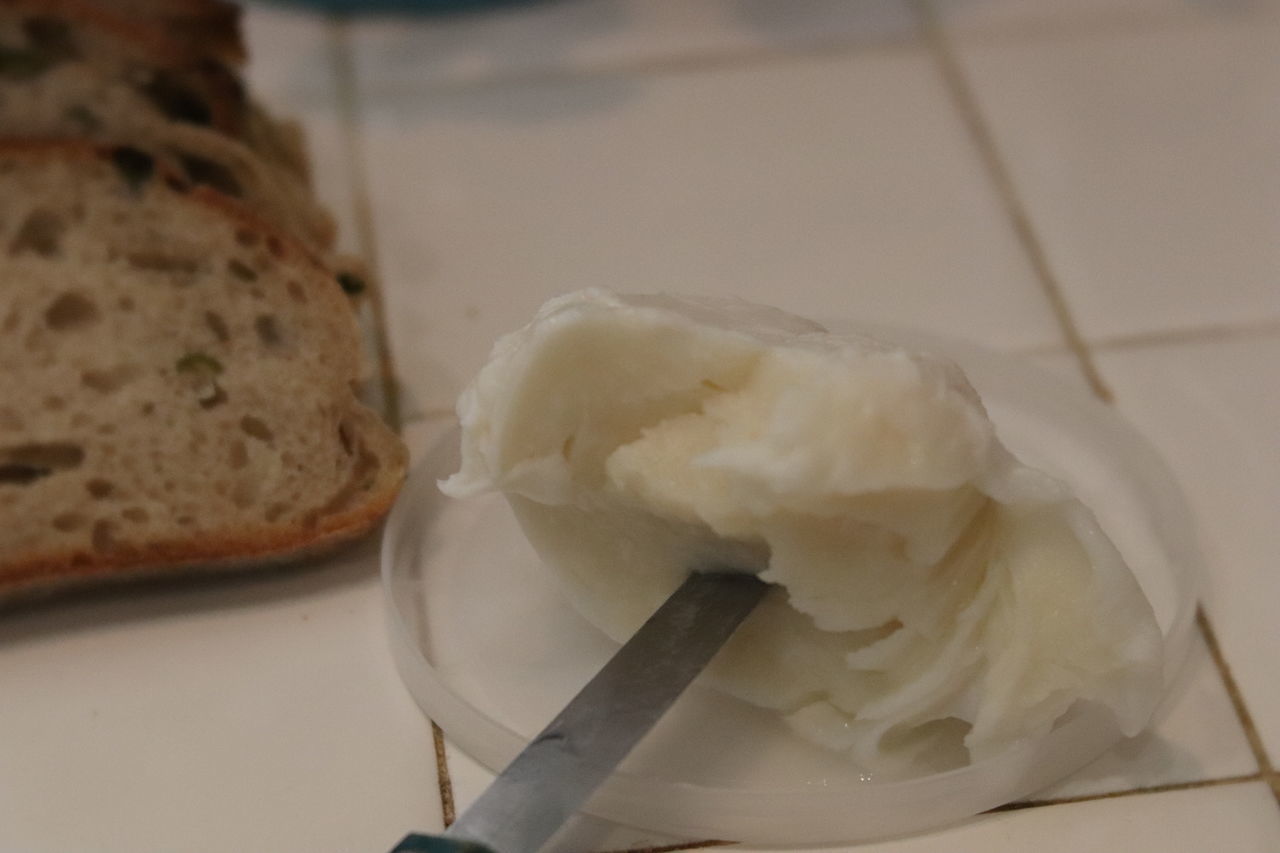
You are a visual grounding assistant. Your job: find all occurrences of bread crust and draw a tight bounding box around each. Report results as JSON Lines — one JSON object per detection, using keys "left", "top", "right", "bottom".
{"left": 74, "top": 0, "right": 245, "bottom": 64}
{"left": 0, "top": 462, "right": 402, "bottom": 597}
{"left": 0, "top": 0, "right": 240, "bottom": 68}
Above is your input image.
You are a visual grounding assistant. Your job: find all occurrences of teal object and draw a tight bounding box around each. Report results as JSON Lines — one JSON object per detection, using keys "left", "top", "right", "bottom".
{"left": 389, "top": 835, "right": 496, "bottom": 853}
{"left": 270, "top": 0, "right": 539, "bottom": 12}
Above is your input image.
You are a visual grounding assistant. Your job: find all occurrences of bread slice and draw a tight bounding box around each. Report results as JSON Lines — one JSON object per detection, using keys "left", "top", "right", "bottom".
{"left": 0, "top": 0, "right": 245, "bottom": 64}
{"left": 0, "top": 3, "right": 330, "bottom": 247}
{"left": 74, "top": 0, "right": 245, "bottom": 64}
{"left": 0, "top": 140, "right": 407, "bottom": 600}
{"left": 0, "top": 1, "right": 311, "bottom": 182}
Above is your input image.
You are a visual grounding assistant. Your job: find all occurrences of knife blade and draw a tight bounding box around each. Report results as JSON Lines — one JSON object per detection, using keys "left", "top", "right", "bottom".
{"left": 389, "top": 570, "right": 769, "bottom": 853}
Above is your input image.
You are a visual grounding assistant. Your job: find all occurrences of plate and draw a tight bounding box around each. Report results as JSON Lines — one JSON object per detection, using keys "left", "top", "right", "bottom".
{"left": 380, "top": 328, "right": 1200, "bottom": 844}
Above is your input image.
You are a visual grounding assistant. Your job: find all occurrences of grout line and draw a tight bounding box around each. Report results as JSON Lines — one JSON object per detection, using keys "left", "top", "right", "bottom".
{"left": 1194, "top": 607, "right": 1279, "bottom": 805}
{"left": 328, "top": 15, "right": 404, "bottom": 432}
{"left": 433, "top": 722, "right": 459, "bottom": 827}
{"left": 990, "top": 772, "right": 1264, "bottom": 813}
{"left": 912, "top": 0, "right": 1112, "bottom": 403}
{"left": 1007, "top": 317, "right": 1280, "bottom": 359}
{"left": 927, "top": 4, "right": 1264, "bottom": 51}
{"left": 597, "top": 841, "right": 736, "bottom": 853}
{"left": 1078, "top": 318, "right": 1280, "bottom": 354}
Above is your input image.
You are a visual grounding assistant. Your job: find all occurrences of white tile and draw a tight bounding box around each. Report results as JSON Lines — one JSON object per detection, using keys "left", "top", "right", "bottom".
{"left": 0, "top": 546, "right": 442, "bottom": 852}
{"left": 753, "top": 781, "right": 1280, "bottom": 853}
{"left": 352, "top": 0, "right": 918, "bottom": 89}
{"left": 1033, "top": 631, "right": 1258, "bottom": 800}
{"left": 953, "top": 20, "right": 1280, "bottom": 341}
{"left": 929, "top": 0, "right": 1280, "bottom": 39}
{"left": 1091, "top": 333, "right": 1280, "bottom": 762}
{"left": 361, "top": 50, "right": 1060, "bottom": 421}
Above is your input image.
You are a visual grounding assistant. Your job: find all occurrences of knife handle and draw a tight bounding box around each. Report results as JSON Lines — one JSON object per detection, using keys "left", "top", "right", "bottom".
{"left": 389, "top": 833, "right": 497, "bottom": 853}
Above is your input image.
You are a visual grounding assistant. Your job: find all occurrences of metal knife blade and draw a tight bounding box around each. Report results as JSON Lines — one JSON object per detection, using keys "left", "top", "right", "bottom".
{"left": 390, "top": 570, "right": 768, "bottom": 853}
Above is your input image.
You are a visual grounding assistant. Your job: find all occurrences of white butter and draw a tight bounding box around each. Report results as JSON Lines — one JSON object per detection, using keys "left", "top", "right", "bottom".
{"left": 443, "top": 289, "right": 1162, "bottom": 773}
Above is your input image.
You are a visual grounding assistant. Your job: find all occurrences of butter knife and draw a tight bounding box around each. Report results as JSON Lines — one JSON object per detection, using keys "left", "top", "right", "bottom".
{"left": 389, "top": 570, "right": 768, "bottom": 853}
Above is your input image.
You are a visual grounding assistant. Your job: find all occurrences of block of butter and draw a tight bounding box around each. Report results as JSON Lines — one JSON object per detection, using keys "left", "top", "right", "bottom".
{"left": 442, "top": 289, "right": 1162, "bottom": 773}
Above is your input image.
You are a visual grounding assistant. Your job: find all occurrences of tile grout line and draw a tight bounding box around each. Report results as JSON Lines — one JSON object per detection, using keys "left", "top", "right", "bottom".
{"left": 326, "top": 10, "right": 456, "bottom": 827}
{"left": 1194, "top": 607, "right": 1280, "bottom": 806}
{"left": 991, "top": 772, "right": 1263, "bottom": 813}
{"left": 328, "top": 14, "right": 403, "bottom": 432}
{"left": 932, "top": 6, "right": 1260, "bottom": 52}
{"left": 597, "top": 841, "right": 735, "bottom": 853}
{"left": 910, "top": 0, "right": 1113, "bottom": 403}
{"left": 1010, "top": 316, "right": 1280, "bottom": 358}
{"left": 433, "top": 723, "right": 458, "bottom": 827}
{"left": 1077, "top": 317, "right": 1280, "bottom": 354}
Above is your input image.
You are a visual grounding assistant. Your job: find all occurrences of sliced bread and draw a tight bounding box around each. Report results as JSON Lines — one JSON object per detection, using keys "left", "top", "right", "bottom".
{"left": 0, "top": 1, "right": 309, "bottom": 181}
{"left": 0, "top": 11, "right": 334, "bottom": 247}
{"left": 0, "top": 140, "right": 407, "bottom": 600}
{"left": 76, "top": 0, "right": 245, "bottom": 64}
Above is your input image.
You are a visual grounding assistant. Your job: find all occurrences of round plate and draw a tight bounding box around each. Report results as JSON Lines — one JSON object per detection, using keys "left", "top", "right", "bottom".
{"left": 380, "top": 328, "right": 1200, "bottom": 845}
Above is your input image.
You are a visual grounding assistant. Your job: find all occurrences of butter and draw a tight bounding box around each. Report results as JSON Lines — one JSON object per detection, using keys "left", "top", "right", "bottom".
{"left": 443, "top": 289, "right": 1162, "bottom": 773}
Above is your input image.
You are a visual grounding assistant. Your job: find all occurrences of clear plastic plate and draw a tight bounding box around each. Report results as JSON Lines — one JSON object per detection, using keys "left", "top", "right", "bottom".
{"left": 380, "top": 328, "right": 1201, "bottom": 845}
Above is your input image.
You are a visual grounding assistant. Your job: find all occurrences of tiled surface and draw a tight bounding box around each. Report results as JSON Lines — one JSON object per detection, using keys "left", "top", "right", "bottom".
{"left": 946, "top": 13, "right": 1280, "bottom": 341}
{"left": 0, "top": 545, "right": 441, "bottom": 851}
{"left": 359, "top": 45, "right": 1061, "bottom": 419}
{"left": 3, "top": 0, "right": 1280, "bottom": 850}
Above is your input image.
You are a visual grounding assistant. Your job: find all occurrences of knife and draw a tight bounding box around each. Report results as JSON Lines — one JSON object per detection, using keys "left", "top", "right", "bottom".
{"left": 388, "top": 570, "right": 769, "bottom": 853}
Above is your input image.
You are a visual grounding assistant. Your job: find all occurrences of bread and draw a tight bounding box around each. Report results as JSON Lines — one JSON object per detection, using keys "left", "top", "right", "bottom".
{"left": 0, "top": 0, "right": 245, "bottom": 63}
{"left": 0, "top": 2, "right": 314, "bottom": 179}
{"left": 0, "top": 3, "right": 332, "bottom": 248}
{"left": 0, "top": 140, "right": 407, "bottom": 599}
{"left": 72, "top": 0, "right": 245, "bottom": 64}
